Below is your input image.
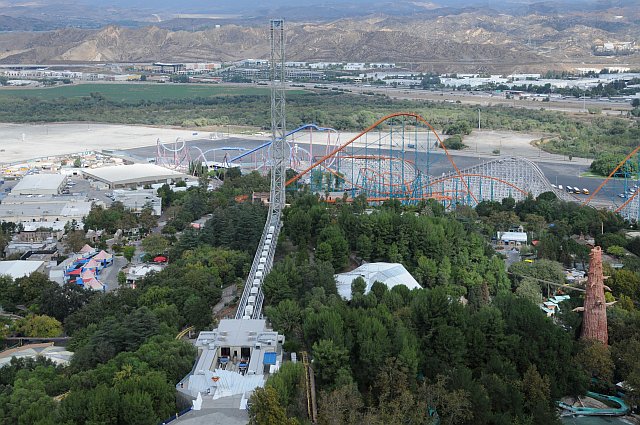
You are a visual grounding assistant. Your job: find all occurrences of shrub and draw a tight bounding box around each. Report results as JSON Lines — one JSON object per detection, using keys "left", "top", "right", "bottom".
{"left": 442, "top": 134, "right": 466, "bottom": 150}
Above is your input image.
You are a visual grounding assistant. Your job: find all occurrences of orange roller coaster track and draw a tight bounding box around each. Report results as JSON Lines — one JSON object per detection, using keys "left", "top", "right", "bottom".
{"left": 285, "top": 112, "right": 479, "bottom": 205}
{"left": 582, "top": 145, "right": 640, "bottom": 206}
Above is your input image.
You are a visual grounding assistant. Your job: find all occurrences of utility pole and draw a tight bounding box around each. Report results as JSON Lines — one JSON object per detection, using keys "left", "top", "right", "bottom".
{"left": 269, "top": 19, "right": 287, "bottom": 218}
{"left": 477, "top": 108, "right": 481, "bottom": 130}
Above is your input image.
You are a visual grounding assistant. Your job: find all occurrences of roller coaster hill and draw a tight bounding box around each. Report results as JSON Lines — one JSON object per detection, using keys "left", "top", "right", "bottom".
{"left": 202, "top": 111, "right": 638, "bottom": 220}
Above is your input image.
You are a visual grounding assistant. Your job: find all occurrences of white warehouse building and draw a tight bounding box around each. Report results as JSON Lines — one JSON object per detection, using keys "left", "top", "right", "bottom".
{"left": 82, "top": 164, "right": 186, "bottom": 189}
{"left": 11, "top": 174, "right": 67, "bottom": 196}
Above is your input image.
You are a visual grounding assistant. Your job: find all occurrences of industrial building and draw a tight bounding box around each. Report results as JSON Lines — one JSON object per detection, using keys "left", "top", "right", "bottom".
{"left": 82, "top": 164, "right": 186, "bottom": 189}
{"left": 113, "top": 189, "right": 162, "bottom": 216}
{"left": 334, "top": 262, "right": 422, "bottom": 300}
{"left": 0, "top": 198, "right": 92, "bottom": 224}
{"left": 12, "top": 174, "right": 67, "bottom": 195}
{"left": 0, "top": 260, "right": 46, "bottom": 279}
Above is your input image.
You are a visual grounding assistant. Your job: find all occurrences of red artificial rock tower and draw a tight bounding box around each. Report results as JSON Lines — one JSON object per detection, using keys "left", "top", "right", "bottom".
{"left": 581, "top": 246, "right": 608, "bottom": 344}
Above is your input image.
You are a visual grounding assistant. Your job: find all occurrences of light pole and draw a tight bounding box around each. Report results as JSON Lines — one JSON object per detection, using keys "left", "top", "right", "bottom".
{"left": 477, "top": 108, "right": 481, "bottom": 130}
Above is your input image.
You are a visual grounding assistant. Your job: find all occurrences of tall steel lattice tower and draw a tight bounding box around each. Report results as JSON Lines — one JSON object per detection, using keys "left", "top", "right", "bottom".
{"left": 270, "top": 19, "right": 287, "bottom": 217}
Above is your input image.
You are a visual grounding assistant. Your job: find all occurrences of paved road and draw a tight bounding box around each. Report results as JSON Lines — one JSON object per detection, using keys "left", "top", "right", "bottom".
{"left": 101, "top": 256, "right": 127, "bottom": 292}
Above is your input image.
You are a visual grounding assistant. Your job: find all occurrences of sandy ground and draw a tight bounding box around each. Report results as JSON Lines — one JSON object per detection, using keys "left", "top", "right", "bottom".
{"left": 460, "top": 130, "right": 591, "bottom": 165}
{"left": 0, "top": 122, "right": 588, "bottom": 167}
{"left": 317, "top": 129, "right": 590, "bottom": 166}
{"left": 0, "top": 122, "right": 211, "bottom": 164}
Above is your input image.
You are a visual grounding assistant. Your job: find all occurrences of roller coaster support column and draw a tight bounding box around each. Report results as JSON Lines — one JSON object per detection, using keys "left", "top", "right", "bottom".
{"left": 270, "top": 19, "right": 287, "bottom": 217}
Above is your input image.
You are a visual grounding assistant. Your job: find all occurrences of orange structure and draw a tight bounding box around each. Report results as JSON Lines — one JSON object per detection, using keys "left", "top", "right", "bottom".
{"left": 581, "top": 246, "right": 608, "bottom": 344}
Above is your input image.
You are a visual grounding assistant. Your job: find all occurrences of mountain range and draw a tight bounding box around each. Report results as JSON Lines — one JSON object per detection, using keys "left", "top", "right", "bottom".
{"left": 0, "top": 1, "right": 638, "bottom": 73}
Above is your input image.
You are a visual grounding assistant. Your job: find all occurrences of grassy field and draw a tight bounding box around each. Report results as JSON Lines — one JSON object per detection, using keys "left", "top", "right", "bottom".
{"left": 0, "top": 83, "right": 286, "bottom": 102}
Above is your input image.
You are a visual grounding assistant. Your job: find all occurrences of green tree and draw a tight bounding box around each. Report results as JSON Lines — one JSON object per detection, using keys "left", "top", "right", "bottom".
{"left": 606, "top": 245, "right": 626, "bottom": 257}
{"left": 65, "top": 230, "right": 89, "bottom": 253}
{"left": 14, "top": 314, "right": 62, "bottom": 337}
{"left": 442, "top": 134, "right": 466, "bottom": 150}
{"left": 37, "top": 283, "right": 93, "bottom": 322}
{"left": 422, "top": 375, "right": 473, "bottom": 425}
{"left": 248, "top": 386, "right": 299, "bottom": 425}
{"left": 118, "top": 271, "right": 127, "bottom": 287}
{"left": 356, "top": 234, "right": 372, "bottom": 260}
{"left": 266, "top": 362, "right": 304, "bottom": 411}
{"left": 264, "top": 299, "right": 302, "bottom": 337}
{"left": 351, "top": 277, "right": 366, "bottom": 298}
{"left": 590, "top": 153, "right": 637, "bottom": 177}
{"left": 316, "top": 242, "right": 333, "bottom": 265}
{"left": 609, "top": 269, "right": 640, "bottom": 300}
{"left": 388, "top": 243, "right": 402, "bottom": 263}
{"left": 414, "top": 256, "right": 438, "bottom": 287}
{"left": 141, "top": 234, "right": 169, "bottom": 257}
{"left": 317, "top": 382, "right": 363, "bottom": 425}
{"left": 509, "top": 259, "right": 564, "bottom": 291}
{"left": 120, "top": 391, "right": 157, "bottom": 425}
{"left": 438, "top": 257, "right": 452, "bottom": 286}
{"left": 312, "top": 339, "right": 350, "bottom": 388}
{"left": 317, "top": 225, "right": 349, "bottom": 270}
{"left": 182, "top": 295, "right": 211, "bottom": 330}
{"left": 521, "top": 364, "right": 557, "bottom": 424}
{"left": 123, "top": 246, "right": 136, "bottom": 263}
{"left": 6, "top": 374, "right": 58, "bottom": 425}
{"left": 87, "top": 384, "right": 120, "bottom": 424}
{"left": 575, "top": 339, "right": 614, "bottom": 383}
{"left": 138, "top": 206, "right": 158, "bottom": 234}
{"left": 515, "top": 278, "right": 542, "bottom": 304}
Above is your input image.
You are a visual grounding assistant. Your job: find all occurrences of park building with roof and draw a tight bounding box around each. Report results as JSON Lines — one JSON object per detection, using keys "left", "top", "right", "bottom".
{"left": 82, "top": 164, "right": 186, "bottom": 189}
{"left": 176, "top": 319, "right": 285, "bottom": 422}
{"left": 11, "top": 174, "right": 67, "bottom": 196}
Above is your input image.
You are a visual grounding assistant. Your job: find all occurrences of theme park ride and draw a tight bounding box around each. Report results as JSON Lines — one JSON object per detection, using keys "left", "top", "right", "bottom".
{"left": 582, "top": 145, "right": 640, "bottom": 221}
{"left": 286, "top": 112, "right": 575, "bottom": 209}
{"left": 155, "top": 124, "right": 340, "bottom": 173}
{"left": 156, "top": 109, "right": 640, "bottom": 220}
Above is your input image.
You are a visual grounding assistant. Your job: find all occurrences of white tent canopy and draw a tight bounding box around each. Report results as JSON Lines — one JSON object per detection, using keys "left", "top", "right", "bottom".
{"left": 334, "top": 262, "right": 421, "bottom": 300}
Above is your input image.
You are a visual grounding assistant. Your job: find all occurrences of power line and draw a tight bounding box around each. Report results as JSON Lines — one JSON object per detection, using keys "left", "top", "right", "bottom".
{"left": 507, "top": 271, "right": 585, "bottom": 293}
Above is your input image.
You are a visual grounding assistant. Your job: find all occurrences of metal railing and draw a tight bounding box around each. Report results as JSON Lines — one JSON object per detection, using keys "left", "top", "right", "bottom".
{"left": 235, "top": 210, "right": 282, "bottom": 319}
